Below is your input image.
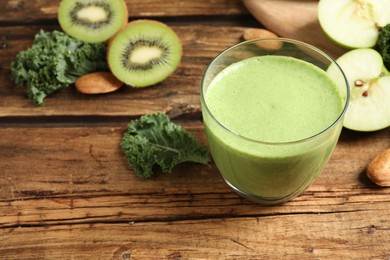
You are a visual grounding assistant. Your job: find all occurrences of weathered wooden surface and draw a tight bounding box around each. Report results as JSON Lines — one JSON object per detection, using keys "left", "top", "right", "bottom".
{"left": 0, "top": 122, "right": 389, "bottom": 258}
{"left": 0, "top": 24, "right": 246, "bottom": 117}
{"left": 243, "top": 0, "right": 347, "bottom": 58}
{"left": 1, "top": 0, "right": 390, "bottom": 259}
{"left": 1, "top": 0, "right": 248, "bottom": 22}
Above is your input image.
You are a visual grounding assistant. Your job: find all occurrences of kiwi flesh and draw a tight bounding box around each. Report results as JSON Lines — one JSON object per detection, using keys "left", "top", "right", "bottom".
{"left": 107, "top": 20, "right": 182, "bottom": 87}
{"left": 58, "top": 0, "right": 128, "bottom": 43}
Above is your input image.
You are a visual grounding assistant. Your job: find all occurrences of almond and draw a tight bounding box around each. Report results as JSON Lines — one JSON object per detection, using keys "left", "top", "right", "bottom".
{"left": 243, "top": 28, "right": 282, "bottom": 51}
{"left": 75, "top": 71, "right": 123, "bottom": 94}
{"left": 366, "top": 148, "right": 390, "bottom": 187}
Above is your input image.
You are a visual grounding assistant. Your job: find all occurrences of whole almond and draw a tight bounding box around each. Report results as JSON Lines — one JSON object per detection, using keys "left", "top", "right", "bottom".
{"left": 243, "top": 28, "right": 282, "bottom": 51}
{"left": 366, "top": 148, "right": 390, "bottom": 187}
{"left": 75, "top": 71, "right": 123, "bottom": 94}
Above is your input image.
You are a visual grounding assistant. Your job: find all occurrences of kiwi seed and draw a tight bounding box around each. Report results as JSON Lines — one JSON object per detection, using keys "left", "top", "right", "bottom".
{"left": 108, "top": 20, "right": 182, "bottom": 87}
{"left": 58, "top": 0, "right": 128, "bottom": 43}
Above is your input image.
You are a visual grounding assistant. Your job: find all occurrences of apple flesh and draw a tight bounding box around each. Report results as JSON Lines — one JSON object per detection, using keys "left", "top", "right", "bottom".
{"left": 318, "top": 0, "right": 390, "bottom": 48}
{"left": 327, "top": 48, "right": 390, "bottom": 131}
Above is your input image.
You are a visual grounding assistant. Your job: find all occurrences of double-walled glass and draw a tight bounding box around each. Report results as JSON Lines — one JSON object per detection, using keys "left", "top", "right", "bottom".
{"left": 201, "top": 38, "right": 349, "bottom": 205}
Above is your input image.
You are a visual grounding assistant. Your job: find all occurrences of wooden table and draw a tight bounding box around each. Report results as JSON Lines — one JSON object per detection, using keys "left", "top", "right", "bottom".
{"left": 1, "top": 1, "right": 389, "bottom": 258}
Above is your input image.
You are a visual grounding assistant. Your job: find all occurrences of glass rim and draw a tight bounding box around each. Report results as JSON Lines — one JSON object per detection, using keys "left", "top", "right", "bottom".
{"left": 200, "top": 37, "right": 350, "bottom": 146}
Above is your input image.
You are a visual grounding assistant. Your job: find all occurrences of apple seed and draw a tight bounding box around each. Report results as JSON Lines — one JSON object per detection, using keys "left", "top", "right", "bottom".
{"left": 354, "top": 79, "right": 365, "bottom": 87}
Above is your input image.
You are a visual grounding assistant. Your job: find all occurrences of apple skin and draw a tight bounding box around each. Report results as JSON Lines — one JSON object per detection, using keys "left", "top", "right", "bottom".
{"left": 318, "top": 0, "right": 390, "bottom": 49}
{"left": 383, "top": 65, "right": 390, "bottom": 76}
{"left": 327, "top": 48, "right": 390, "bottom": 132}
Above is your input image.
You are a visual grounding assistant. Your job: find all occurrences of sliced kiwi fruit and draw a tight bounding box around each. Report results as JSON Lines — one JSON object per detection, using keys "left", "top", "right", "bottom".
{"left": 58, "top": 0, "right": 128, "bottom": 43}
{"left": 107, "top": 20, "right": 182, "bottom": 87}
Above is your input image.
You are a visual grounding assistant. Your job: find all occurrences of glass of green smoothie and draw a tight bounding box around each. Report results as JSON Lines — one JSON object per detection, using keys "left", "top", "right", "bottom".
{"left": 201, "top": 38, "right": 349, "bottom": 205}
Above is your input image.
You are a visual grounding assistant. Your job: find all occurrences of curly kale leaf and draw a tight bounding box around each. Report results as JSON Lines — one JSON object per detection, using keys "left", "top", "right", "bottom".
{"left": 121, "top": 113, "right": 209, "bottom": 178}
{"left": 377, "top": 24, "right": 390, "bottom": 71}
{"left": 10, "top": 30, "right": 108, "bottom": 105}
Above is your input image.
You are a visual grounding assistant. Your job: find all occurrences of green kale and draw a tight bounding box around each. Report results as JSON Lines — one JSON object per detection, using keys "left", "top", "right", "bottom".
{"left": 121, "top": 113, "right": 209, "bottom": 178}
{"left": 11, "top": 30, "right": 108, "bottom": 105}
{"left": 377, "top": 24, "right": 390, "bottom": 71}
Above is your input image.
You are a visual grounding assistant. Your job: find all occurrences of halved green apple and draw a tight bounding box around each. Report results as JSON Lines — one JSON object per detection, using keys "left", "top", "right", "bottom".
{"left": 327, "top": 48, "right": 390, "bottom": 131}
{"left": 318, "top": 0, "right": 390, "bottom": 48}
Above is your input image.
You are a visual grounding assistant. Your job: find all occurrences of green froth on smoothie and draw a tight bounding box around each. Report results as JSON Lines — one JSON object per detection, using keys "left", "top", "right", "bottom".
{"left": 205, "top": 56, "right": 344, "bottom": 143}
{"left": 202, "top": 55, "right": 345, "bottom": 201}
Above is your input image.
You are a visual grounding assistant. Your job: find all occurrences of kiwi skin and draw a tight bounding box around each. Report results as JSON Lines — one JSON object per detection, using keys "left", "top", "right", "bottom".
{"left": 58, "top": 0, "right": 128, "bottom": 43}
{"left": 109, "top": 0, "right": 128, "bottom": 42}
{"left": 107, "top": 19, "right": 183, "bottom": 87}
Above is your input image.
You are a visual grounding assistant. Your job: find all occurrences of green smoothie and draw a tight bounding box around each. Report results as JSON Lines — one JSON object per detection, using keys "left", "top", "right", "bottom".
{"left": 202, "top": 55, "right": 345, "bottom": 203}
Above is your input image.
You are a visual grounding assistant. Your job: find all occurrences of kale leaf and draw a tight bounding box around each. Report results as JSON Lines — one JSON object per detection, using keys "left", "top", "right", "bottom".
{"left": 11, "top": 30, "right": 108, "bottom": 105}
{"left": 121, "top": 113, "right": 209, "bottom": 178}
{"left": 377, "top": 24, "right": 390, "bottom": 71}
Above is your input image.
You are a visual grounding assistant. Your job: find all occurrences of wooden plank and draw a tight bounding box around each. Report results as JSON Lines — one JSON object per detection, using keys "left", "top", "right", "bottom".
{"left": 0, "top": 212, "right": 389, "bottom": 259}
{"left": 0, "top": 122, "right": 389, "bottom": 225}
{"left": 0, "top": 120, "right": 389, "bottom": 258}
{"left": 0, "top": 24, "right": 246, "bottom": 117}
{"left": 1, "top": 0, "right": 248, "bottom": 23}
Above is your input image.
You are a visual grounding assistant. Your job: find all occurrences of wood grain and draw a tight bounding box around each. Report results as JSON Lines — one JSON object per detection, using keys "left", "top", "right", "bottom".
{"left": 0, "top": 123, "right": 389, "bottom": 258}
{"left": 243, "top": 0, "right": 347, "bottom": 58}
{"left": 0, "top": 24, "right": 246, "bottom": 117}
{"left": 1, "top": 0, "right": 248, "bottom": 23}
{"left": 1, "top": 0, "right": 390, "bottom": 258}
{"left": 0, "top": 213, "right": 389, "bottom": 259}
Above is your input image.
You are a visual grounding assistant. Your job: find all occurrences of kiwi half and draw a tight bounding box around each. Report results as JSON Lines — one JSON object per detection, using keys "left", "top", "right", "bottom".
{"left": 58, "top": 0, "right": 128, "bottom": 43}
{"left": 107, "top": 20, "right": 182, "bottom": 87}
